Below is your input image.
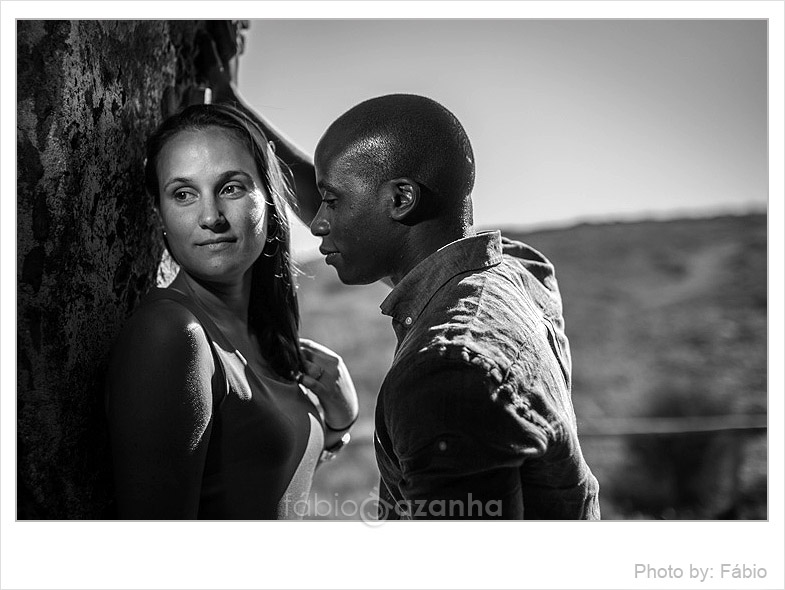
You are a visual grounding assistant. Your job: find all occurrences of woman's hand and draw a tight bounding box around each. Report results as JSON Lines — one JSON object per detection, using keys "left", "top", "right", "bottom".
{"left": 299, "top": 338, "right": 359, "bottom": 435}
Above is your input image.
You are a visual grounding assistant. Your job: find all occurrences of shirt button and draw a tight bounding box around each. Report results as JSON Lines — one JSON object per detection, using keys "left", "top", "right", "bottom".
{"left": 404, "top": 317, "right": 413, "bottom": 326}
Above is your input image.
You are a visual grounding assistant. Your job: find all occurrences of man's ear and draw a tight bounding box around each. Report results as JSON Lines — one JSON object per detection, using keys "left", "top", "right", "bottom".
{"left": 386, "top": 178, "right": 420, "bottom": 223}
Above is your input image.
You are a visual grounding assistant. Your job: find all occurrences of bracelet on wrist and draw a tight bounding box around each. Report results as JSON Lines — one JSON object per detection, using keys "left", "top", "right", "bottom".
{"left": 324, "top": 412, "right": 358, "bottom": 432}
{"left": 320, "top": 431, "right": 351, "bottom": 463}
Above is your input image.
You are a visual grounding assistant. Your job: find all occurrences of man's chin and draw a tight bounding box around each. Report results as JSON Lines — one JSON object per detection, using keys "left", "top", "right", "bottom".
{"left": 330, "top": 264, "right": 379, "bottom": 286}
{"left": 322, "top": 254, "right": 383, "bottom": 285}
{"left": 335, "top": 271, "right": 376, "bottom": 286}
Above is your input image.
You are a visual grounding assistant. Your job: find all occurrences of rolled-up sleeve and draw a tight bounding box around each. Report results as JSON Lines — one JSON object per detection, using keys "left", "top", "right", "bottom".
{"left": 385, "top": 352, "right": 550, "bottom": 519}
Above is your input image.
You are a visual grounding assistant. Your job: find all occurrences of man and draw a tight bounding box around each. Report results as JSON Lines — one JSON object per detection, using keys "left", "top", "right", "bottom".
{"left": 309, "top": 94, "right": 600, "bottom": 520}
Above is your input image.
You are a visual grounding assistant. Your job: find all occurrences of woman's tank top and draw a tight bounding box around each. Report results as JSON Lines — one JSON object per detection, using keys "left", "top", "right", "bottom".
{"left": 143, "top": 288, "right": 325, "bottom": 519}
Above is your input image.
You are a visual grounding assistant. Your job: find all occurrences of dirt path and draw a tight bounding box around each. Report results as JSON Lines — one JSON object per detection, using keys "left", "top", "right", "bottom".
{"left": 637, "top": 243, "right": 736, "bottom": 309}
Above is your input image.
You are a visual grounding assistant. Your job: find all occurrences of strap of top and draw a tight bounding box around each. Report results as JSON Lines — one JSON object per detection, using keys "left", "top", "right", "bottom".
{"left": 141, "top": 287, "right": 230, "bottom": 407}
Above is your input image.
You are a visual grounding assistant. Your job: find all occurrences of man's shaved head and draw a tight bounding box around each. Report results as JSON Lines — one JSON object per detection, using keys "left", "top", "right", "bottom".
{"left": 311, "top": 94, "right": 478, "bottom": 285}
{"left": 316, "top": 94, "right": 475, "bottom": 208}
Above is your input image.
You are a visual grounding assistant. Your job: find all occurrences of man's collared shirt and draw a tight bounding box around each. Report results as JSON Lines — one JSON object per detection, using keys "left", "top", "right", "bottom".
{"left": 375, "top": 230, "right": 600, "bottom": 519}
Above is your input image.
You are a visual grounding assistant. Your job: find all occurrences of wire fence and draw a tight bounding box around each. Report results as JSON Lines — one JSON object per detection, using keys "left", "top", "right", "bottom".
{"left": 578, "top": 414, "right": 767, "bottom": 437}
{"left": 348, "top": 414, "right": 768, "bottom": 444}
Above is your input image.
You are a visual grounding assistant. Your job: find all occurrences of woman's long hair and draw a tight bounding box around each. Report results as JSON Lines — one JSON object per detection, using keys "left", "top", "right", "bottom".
{"left": 144, "top": 103, "right": 303, "bottom": 380}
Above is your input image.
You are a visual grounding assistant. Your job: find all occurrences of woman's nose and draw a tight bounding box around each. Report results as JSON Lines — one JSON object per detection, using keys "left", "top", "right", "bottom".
{"left": 199, "top": 195, "right": 227, "bottom": 230}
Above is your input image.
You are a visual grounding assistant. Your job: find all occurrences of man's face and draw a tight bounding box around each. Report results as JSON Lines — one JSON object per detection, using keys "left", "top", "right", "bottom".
{"left": 311, "top": 145, "right": 393, "bottom": 285}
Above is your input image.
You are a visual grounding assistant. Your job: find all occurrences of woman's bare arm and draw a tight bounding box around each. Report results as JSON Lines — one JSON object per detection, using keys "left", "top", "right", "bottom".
{"left": 105, "top": 301, "right": 216, "bottom": 519}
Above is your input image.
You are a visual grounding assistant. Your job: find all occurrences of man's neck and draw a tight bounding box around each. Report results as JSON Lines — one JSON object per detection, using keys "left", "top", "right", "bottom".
{"left": 388, "top": 225, "right": 476, "bottom": 286}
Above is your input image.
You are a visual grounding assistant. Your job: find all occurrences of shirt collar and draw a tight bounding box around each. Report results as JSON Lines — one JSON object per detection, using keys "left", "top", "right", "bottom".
{"left": 380, "top": 230, "right": 503, "bottom": 328}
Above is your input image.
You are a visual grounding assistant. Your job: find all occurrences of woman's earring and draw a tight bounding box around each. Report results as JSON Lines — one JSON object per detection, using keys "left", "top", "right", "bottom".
{"left": 266, "top": 212, "right": 280, "bottom": 242}
{"left": 263, "top": 234, "right": 280, "bottom": 258}
{"left": 262, "top": 241, "right": 280, "bottom": 258}
{"left": 263, "top": 219, "right": 280, "bottom": 258}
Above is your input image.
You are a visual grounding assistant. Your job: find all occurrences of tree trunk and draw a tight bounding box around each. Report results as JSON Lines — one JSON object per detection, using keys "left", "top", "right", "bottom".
{"left": 16, "top": 20, "right": 241, "bottom": 519}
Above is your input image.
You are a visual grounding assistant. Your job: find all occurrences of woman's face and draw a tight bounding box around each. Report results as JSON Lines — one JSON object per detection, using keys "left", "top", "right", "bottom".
{"left": 156, "top": 126, "right": 269, "bottom": 286}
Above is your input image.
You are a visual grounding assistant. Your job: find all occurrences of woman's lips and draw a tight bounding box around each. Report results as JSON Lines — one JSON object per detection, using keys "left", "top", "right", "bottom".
{"left": 197, "top": 238, "right": 236, "bottom": 250}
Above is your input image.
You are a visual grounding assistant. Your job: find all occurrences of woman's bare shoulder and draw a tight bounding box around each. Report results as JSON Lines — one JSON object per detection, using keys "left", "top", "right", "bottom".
{"left": 106, "top": 295, "right": 216, "bottom": 404}
{"left": 116, "top": 296, "right": 206, "bottom": 350}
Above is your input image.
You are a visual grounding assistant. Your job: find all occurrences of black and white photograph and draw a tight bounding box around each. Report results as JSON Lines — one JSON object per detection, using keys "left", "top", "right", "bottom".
{"left": 4, "top": 2, "right": 784, "bottom": 589}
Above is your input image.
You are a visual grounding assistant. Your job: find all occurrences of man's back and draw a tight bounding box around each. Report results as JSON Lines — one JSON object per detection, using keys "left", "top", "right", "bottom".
{"left": 375, "top": 231, "right": 600, "bottom": 519}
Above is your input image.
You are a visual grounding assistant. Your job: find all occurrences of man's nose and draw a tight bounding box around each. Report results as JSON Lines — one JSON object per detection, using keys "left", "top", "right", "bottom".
{"left": 310, "top": 205, "right": 330, "bottom": 236}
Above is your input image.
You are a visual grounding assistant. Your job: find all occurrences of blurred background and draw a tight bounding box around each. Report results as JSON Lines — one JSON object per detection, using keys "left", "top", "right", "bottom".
{"left": 238, "top": 20, "right": 767, "bottom": 519}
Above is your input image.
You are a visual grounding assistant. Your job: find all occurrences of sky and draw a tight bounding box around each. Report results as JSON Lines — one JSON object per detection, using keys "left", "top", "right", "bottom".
{"left": 238, "top": 19, "right": 767, "bottom": 259}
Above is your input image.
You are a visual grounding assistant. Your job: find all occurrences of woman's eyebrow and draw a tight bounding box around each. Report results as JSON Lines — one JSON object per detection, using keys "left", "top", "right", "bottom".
{"left": 163, "top": 176, "right": 192, "bottom": 191}
{"left": 216, "top": 170, "right": 253, "bottom": 185}
{"left": 163, "top": 170, "right": 253, "bottom": 191}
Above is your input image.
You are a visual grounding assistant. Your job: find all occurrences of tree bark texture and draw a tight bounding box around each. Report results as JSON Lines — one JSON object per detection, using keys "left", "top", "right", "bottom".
{"left": 17, "top": 20, "right": 239, "bottom": 519}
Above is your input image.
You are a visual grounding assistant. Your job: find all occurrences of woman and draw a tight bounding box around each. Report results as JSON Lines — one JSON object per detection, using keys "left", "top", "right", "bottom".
{"left": 105, "top": 103, "right": 358, "bottom": 519}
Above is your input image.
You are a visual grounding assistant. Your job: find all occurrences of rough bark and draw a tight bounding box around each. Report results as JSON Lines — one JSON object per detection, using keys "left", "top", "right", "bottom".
{"left": 16, "top": 20, "right": 239, "bottom": 519}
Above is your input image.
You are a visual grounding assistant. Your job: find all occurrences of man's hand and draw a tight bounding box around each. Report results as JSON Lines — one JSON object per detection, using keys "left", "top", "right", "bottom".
{"left": 194, "top": 25, "right": 237, "bottom": 103}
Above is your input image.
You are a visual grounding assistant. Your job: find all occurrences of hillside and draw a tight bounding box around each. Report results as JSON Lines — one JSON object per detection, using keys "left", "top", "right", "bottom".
{"left": 297, "top": 213, "right": 767, "bottom": 519}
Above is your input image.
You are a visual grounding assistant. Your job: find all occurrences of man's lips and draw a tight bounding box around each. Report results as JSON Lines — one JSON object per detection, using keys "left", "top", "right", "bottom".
{"left": 319, "top": 247, "right": 340, "bottom": 263}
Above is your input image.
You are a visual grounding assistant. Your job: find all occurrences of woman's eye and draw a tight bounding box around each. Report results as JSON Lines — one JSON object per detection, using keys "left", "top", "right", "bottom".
{"left": 221, "top": 184, "right": 244, "bottom": 197}
{"left": 173, "top": 190, "right": 195, "bottom": 203}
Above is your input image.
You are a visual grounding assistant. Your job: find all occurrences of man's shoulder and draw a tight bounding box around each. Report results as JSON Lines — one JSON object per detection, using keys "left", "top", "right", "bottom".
{"left": 398, "top": 262, "right": 544, "bottom": 370}
{"left": 388, "top": 338, "right": 504, "bottom": 387}
{"left": 386, "top": 253, "right": 573, "bottom": 414}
